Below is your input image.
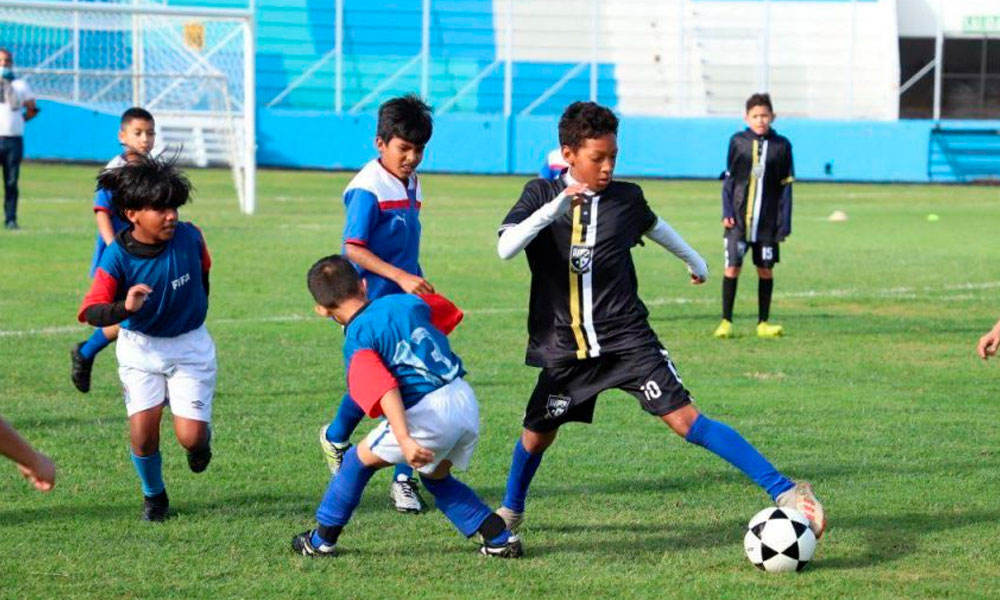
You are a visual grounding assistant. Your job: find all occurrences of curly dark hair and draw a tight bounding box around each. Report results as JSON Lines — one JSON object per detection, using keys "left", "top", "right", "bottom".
{"left": 745, "top": 93, "right": 774, "bottom": 113}
{"left": 96, "top": 154, "right": 191, "bottom": 213}
{"left": 377, "top": 94, "right": 434, "bottom": 146}
{"left": 558, "top": 101, "right": 619, "bottom": 151}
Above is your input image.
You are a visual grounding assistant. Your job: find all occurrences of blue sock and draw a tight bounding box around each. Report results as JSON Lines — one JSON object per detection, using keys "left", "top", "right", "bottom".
{"left": 684, "top": 414, "right": 794, "bottom": 501}
{"left": 502, "top": 438, "right": 544, "bottom": 513}
{"left": 130, "top": 450, "right": 165, "bottom": 497}
{"left": 315, "top": 446, "right": 376, "bottom": 526}
{"left": 325, "top": 394, "right": 365, "bottom": 444}
{"left": 420, "top": 475, "right": 493, "bottom": 538}
{"left": 393, "top": 463, "right": 414, "bottom": 480}
{"left": 488, "top": 529, "right": 511, "bottom": 545}
{"left": 79, "top": 329, "right": 110, "bottom": 360}
{"left": 310, "top": 530, "right": 326, "bottom": 547}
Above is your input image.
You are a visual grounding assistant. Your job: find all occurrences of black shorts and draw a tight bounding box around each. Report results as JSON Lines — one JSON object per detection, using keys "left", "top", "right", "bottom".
{"left": 724, "top": 229, "right": 779, "bottom": 269}
{"left": 523, "top": 344, "right": 692, "bottom": 433}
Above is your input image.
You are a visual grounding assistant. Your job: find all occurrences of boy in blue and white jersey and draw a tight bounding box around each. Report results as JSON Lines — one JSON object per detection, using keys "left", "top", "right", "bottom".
{"left": 292, "top": 255, "right": 521, "bottom": 558}
{"left": 71, "top": 107, "right": 157, "bottom": 394}
{"left": 77, "top": 156, "right": 214, "bottom": 522}
{"left": 320, "top": 95, "right": 435, "bottom": 513}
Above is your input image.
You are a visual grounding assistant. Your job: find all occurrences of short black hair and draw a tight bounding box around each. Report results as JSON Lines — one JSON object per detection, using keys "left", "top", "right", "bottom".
{"left": 97, "top": 154, "right": 191, "bottom": 213}
{"left": 120, "top": 107, "right": 155, "bottom": 127}
{"left": 558, "top": 101, "right": 619, "bottom": 151}
{"left": 745, "top": 93, "right": 774, "bottom": 113}
{"left": 307, "top": 255, "right": 364, "bottom": 308}
{"left": 376, "top": 94, "right": 433, "bottom": 146}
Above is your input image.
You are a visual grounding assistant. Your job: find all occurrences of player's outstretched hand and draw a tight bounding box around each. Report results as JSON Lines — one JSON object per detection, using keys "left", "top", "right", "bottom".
{"left": 124, "top": 284, "right": 153, "bottom": 312}
{"left": 690, "top": 273, "right": 706, "bottom": 285}
{"left": 722, "top": 217, "right": 735, "bottom": 228}
{"left": 398, "top": 273, "right": 435, "bottom": 295}
{"left": 17, "top": 451, "right": 55, "bottom": 492}
{"left": 977, "top": 321, "right": 1000, "bottom": 360}
{"left": 400, "top": 437, "right": 434, "bottom": 469}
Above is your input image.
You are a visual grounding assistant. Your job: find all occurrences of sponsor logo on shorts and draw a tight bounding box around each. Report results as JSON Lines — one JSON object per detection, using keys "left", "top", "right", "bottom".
{"left": 191, "top": 400, "right": 205, "bottom": 410}
{"left": 570, "top": 245, "right": 593, "bottom": 274}
{"left": 546, "top": 394, "right": 571, "bottom": 419}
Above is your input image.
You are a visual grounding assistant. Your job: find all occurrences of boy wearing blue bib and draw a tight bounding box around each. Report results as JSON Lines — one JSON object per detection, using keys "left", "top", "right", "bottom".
{"left": 77, "top": 156, "right": 215, "bottom": 522}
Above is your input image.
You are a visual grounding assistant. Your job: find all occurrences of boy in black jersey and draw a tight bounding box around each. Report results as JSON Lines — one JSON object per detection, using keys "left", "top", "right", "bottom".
{"left": 714, "top": 93, "right": 794, "bottom": 339}
{"left": 495, "top": 101, "right": 825, "bottom": 540}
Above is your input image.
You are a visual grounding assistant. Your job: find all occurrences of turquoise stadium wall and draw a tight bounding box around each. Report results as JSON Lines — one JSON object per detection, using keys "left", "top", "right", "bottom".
{"left": 17, "top": 0, "right": 1000, "bottom": 182}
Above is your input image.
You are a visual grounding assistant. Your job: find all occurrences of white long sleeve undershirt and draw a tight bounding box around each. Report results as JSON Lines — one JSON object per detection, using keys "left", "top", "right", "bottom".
{"left": 497, "top": 190, "right": 576, "bottom": 260}
{"left": 497, "top": 194, "right": 708, "bottom": 282}
{"left": 644, "top": 217, "right": 709, "bottom": 281}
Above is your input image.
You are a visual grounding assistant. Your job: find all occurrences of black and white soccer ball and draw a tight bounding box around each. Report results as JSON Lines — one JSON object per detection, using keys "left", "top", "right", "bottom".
{"left": 744, "top": 507, "right": 817, "bottom": 572}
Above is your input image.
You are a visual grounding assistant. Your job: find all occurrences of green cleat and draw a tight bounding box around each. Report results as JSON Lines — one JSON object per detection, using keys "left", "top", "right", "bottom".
{"left": 318, "top": 424, "right": 350, "bottom": 474}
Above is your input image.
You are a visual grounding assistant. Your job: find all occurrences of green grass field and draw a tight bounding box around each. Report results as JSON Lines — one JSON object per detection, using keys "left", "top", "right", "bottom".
{"left": 1, "top": 163, "right": 998, "bottom": 599}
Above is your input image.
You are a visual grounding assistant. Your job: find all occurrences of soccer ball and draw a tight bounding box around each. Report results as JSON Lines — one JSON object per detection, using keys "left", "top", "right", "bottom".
{"left": 743, "top": 507, "right": 817, "bottom": 572}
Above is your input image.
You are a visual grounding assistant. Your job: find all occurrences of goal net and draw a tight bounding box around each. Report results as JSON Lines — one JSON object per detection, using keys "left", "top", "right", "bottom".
{"left": 0, "top": 0, "right": 256, "bottom": 214}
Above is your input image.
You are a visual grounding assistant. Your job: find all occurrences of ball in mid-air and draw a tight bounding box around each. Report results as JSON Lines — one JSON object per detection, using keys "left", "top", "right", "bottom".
{"left": 744, "top": 507, "right": 817, "bottom": 572}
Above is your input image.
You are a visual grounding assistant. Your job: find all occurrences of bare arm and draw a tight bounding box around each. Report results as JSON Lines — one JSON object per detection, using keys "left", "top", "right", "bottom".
{"left": 0, "top": 417, "right": 55, "bottom": 491}
{"left": 23, "top": 99, "right": 38, "bottom": 121}
{"left": 379, "top": 388, "right": 434, "bottom": 468}
{"left": 977, "top": 318, "right": 1000, "bottom": 360}
{"left": 344, "top": 243, "right": 433, "bottom": 295}
{"left": 95, "top": 211, "right": 115, "bottom": 245}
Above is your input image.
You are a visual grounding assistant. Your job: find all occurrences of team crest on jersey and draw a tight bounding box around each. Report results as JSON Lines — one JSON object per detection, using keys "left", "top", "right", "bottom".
{"left": 570, "top": 244, "right": 593, "bottom": 273}
{"left": 546, "top": 394, "right": 571, "bottom": 419}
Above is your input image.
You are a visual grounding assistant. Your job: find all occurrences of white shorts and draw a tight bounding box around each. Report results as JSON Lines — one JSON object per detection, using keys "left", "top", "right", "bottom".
{"left": 116, "top": 324, "right": 217, "bottom": 422}
{"left": 364, "top": 377, "right": 479, "bottom": 475}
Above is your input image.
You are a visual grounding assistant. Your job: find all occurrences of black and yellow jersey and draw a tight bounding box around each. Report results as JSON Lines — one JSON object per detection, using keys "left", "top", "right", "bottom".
{"left": 722, "top": 129, "right": 794, "bottom": 244}
{"left": 499, "top": 174, "right": 661, "bottom": 368}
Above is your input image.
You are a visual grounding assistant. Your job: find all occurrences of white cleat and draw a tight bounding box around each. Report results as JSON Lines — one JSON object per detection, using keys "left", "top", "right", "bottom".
{"left": 776, "top": 480, "right": 826, "bottom": 538}
{"left": 390, "top": 475, "right": 426, "bottom": 514}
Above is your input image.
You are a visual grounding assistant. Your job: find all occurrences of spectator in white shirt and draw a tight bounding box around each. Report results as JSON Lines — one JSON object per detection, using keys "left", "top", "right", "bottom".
{"left": 0, "top": 48, "right": 39, "bottom": 230}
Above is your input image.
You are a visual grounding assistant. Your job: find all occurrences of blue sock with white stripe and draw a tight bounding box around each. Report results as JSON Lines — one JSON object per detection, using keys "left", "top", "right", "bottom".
{"left": 130, "top": 450, "right": 165, "bottom": 497}
{"left": 420, "top": 474, "right": 494, "bottom": 538}
{"left": 684, "top": 414, "right": 794, "bottom": 501}
{"left": 393, "top": 464, "right": 414, "bottom": 480}
{"left": 325, "top": 394, "right": 365, "bottom": 444}
{"left": 502, "top": 438, "right": 543, "bottom": 513}
{"left": 315, "top": 446, "right": 376, "bottom": 526}
{"left": 79, "top": 328, "right": 110, "bottom": 360}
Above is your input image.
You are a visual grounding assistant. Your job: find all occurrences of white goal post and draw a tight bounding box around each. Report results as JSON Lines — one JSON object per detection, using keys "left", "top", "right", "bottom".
{"left": 0, "top": 0, "right": 256, "bottom": 214}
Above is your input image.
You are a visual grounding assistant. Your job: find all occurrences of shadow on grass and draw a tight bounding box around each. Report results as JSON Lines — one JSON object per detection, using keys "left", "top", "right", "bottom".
{"left": 431, "top": 508, "right": 1000, "bottom": 571}
{"left": 0, "top": 491, "right": 354, "bottom": 526}
{"left": 522, "top": 517, "right": 745, "bottom": 558}
{"left": 809, "top": 508, "right": 1000, "bottom": 571}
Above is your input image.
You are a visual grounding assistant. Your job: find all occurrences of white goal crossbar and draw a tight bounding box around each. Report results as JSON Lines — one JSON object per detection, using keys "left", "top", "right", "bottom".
{"left": 0, "top": 0, "right": 257, "bottom": 214}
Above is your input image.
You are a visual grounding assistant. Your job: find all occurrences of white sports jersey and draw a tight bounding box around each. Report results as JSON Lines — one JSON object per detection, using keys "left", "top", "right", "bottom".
{"left": 0, "top": 79, "right": 34, "bottom": 137}
{"left": 344, "top": 158, "right": 423, "bottom": 209}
